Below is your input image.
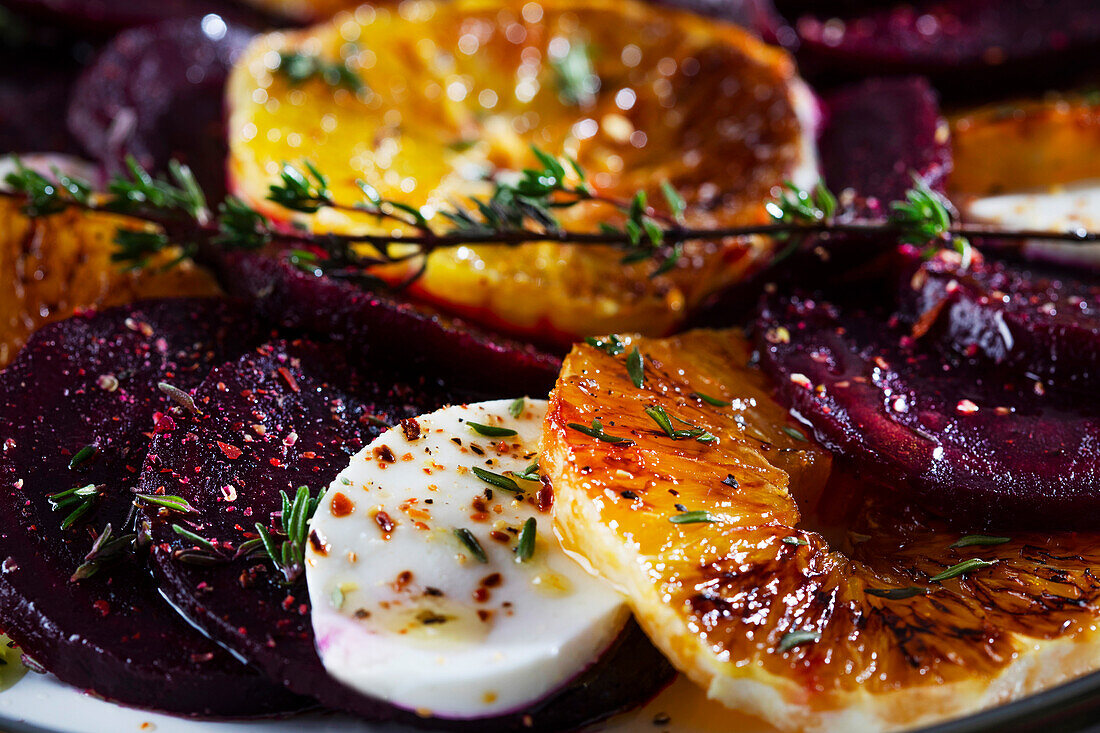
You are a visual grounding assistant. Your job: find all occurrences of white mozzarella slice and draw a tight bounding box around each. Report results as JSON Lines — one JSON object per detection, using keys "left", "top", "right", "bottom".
{"left": 305, "top": 398, "right": 629, "bottom": 720}
{"left": 962, "top": 179, "right": 1100, "bottom": 267}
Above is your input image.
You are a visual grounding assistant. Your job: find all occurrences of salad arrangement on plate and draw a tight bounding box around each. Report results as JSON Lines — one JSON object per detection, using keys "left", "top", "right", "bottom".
{"left": 0, "top": 1, "right": 1099, "bottom": 731}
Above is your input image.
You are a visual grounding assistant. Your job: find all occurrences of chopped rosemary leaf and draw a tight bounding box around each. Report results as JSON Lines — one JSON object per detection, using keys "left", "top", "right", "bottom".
{"left": 567, "top": 419, "right": 635, "bottom": 446}
{"left": 781, "top": 425, "right": 808, "bottom": 442}
{"left": 133, "top": 493, "right": 196, "bottom": 514}
{"left": 515, "top": 517, "right": 536, "bottom": 562}
{"left": 67, "top": 445, "right": 97, "bottom": 471}
{"left": 471, "top": 467, "right": 522, "bottom": 494}
{"left": 660, "top": 181, "right": 686, "bottom": 223}
{"left": 865, "top": 586, "right": 927, "bottom": 600}
{"left": 644, "top": 405, "right": 716, "bottom": 444}
{"left": 467, "top": 421, "right": 518, "bottom": 438}
{"left": 691, "top": 391, "right": 730, "bottom": 407}
{"left": 781, "top": 536, "right": 809, "bottom": 546}
{"left": 949, "top": 535, "right": 1010, "bottom": 548}
{"left": 584, "top": 334, "right": 625, "bottom": 356}
{"left": 171, "top": 524, "right": 218, "bottom": 554}
{"left": 454, "top": 528, "right": 488, "bottom": 564}
{"left": 626, "top": 347, "right": 645, "bottom": 388}
{"left": 929, "top": 558, "right": 996, "bottom": 582}
{"left": 510, "top": 462, "right": 541, "bottom": 483}
{"left": 508, "top": 397, "right": 525, "bottom": 418}
{"left": 669, "top": 510, "right": 715, "bottom": 525}
{"left": 551, "top": 40, "right": 597, "bottom": 106}
{"left": 777, "top": 629, "right": 821, "bottom": 653}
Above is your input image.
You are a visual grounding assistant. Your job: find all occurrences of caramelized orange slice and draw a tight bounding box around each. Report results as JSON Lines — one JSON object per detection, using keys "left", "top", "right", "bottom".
{"left": 0, "top": 199, "right": 220, "bottom": 366}
{"left": 950, "top": 94, "right": 1100, "bottom": 196}
{"left": 227, "top": 0, "right": 817, "bottom": 342}
{"left": 543, "top": 329, "right": 1100, "bottom": 731}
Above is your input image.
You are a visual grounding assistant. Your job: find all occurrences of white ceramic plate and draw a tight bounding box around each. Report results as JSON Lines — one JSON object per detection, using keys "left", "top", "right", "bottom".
{"left": 0, "top": 672, "right": 773, "bottom": 733}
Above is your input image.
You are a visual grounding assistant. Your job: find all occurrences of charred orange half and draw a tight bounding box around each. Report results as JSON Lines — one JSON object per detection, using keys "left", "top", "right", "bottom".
{"left": 226, "top": 0, "right": 818, "bottom": 343}
{"left": 0, "top": 199, "right": 220, "bottom": 366}
{"left": 543, "top": 330, "right": 1100, "bottom": 732}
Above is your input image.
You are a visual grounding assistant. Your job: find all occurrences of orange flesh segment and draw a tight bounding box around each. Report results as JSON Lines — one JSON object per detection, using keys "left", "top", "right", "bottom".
{"left": 226, "top": 0, "right": 817, "bottom": 342}
{"left": 543, "top": 329, "right": 1100, "bottom": 731}
{"left": 950, "top": 95, "right": 1100, "bottom": 196}
{"left": 0, "top": 199, "right": 221, "bottom": 366}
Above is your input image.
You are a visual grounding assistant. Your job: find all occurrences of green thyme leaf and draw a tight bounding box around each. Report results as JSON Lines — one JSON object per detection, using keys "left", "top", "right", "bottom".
{"left": 948, "top": 535, "right": 1011, "bottom": 549}
{"left": 777, "top": 629, "right": 821, "bottom": 652}
{"left": 467, "top": 422, "right": 518, "bottom": 438}
{"left": 454, "top": 528, "right": 488, "bottom": 563}
{"left": 626, "top": 346, "right": 644, "bottom": 388}
{"left": 508, "top": 398, "right": 525, "bottom": 418}
{"left": 692, "top": 392, "right": 730, "bottom": 407}
{"left": 669, "top": 510, "right": 715, "bottom": 525}
{"left": 929, "top": 558, "right": 997, "bottom": 583}
{"left": 567, "top": 419, "right": 635, "bottom": 446}
{"left": 515, "top": 517, "right": 536, "bottom": 562}
{"left": 471, "top": 467, "right": 522, "bottom": 494}
{"left": 584, "top": 334, "right": 626, "bottom": 356}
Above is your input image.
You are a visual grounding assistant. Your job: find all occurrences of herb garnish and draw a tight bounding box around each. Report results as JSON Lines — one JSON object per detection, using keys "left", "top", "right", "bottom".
{"left": 551, "top": 41, "right": 597, "bottom": 106}
{"left": 692, "top": 391, "right": 730, "bottom": 407}
{"left": 584, "top": 334, "right": 626, "bottom": 356}
{"left": 781, "top": 426, "right": 808, "bottom": 442}
{"left": 467, "top": 422, "right": 518, "bottom": 438}
{"left": 511, "top": 461, "right": 541, "bottom": 483}
{"left": 133, "top": 493, "right": 197, "bottom": 514}
{"left": 669, "top": 510, "right": 715, "bottom": 525}
{"left": 644, "top": 405, "right": 717, "bottom": 443}
{"left": 626, "top": 347, "right": 645, "bottom": 388}
{"left": 158, "top": 382, "right": 200, "bottom": 416}
{"left": 515, "top": 517, "right": 536, "bottom": 562}
{"left": 776, "top": 629, "right": 821, "bottom": 653}
{"left": 949, "top": 535, "right": 1010, "bottom": 548}
{"left": 172, "top": 523, "right": 219, "bottom": 554}
{"left": 454, "top": 527, "right": 488, "bottom": 564}
{"left": 929, "top": 558, "right": 997, "bottom": 582}
{"left": 782, "top": 536, "right": 809, "bottom": 546}
{"left": 275, "top": 50, "right": 364, "bottom": 92}
{"left": 254, "top": 485, "right": 321, "bottom": 584}
{"left": 4, "top": 151, "right": 1095, "bottom": 290}
{"left": 471, "top": 467, "right": 522, "bottom": 494}
{"left": 67, "top": 445, "right": 97, "bottom": 471}
{"left": 508, "top": 397, "right": 525, "bottom": 418}
{"left": 567, "top": 419, "right": 635, "bottom": 446}
{"left": 47, "top": 484, "right": 103, "bottom": 530}
{"left": 70, "top": 524, "right": 136, "bottom": 582}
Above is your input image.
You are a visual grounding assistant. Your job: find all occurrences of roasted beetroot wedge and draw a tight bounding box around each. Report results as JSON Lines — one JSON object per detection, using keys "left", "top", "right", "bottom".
{"left": 819, "top": 77, "right": 951, "bottom": 207}
{"left": 68, "top": 17, "right": 253, "bottom": 200}
{"left": 796, "top": 0, "right": 1100, "bottom": 91}
{"left": 756, "top": 295, "right": 1100, "bottom": 530}
{"left": 898, "top": 249, "right": 1100, "bottom": 390}
{"left": 213, "top": 251, "right": 562, "bottom": 396}
{"left": 0, "top": 299, "right": 302, "bottom": 715}
{"left": 137, "top": 338, "right": 458, "bottom": 720}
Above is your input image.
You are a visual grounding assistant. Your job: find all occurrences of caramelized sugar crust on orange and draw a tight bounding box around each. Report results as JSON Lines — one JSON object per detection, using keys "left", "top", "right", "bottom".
{"left": 543, "top": 330, "right": 1100, "bottom": 731}
{"left": 0, "top": 199, "right": 220, "bottom": 366}
{"left": 950, "top": 94, "right": 1100, "bottom": 196}
{"left": 227, "top": 0, "right": 817, "bottom": 341}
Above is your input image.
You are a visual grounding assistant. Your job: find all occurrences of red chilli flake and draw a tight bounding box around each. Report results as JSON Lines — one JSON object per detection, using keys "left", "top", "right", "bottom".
{"left": 401, "top": 418, "right": 422, "bottom": 442}
{"left": 217, "top": 441, "right": 243, "bottom": 460}
{"left": 276, "top": 367, "right": 300, "bottom": 393}
{"left": 374, "top": 510, "right": 396, "bottom": 534}
{"left": 330, "top": 492, "right": 355, "bottom": 517}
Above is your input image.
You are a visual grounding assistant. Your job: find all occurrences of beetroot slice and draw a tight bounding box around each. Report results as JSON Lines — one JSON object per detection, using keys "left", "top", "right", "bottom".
{"left": 213, "top": 251, "right": 562, "bottom": 396}
{"left": 898, "top": 249, "right": 1100, "bottom": 391}
{"left": 756, "top": 295, "right": 1100, "bottom": 530}
{"left": 0, "top": 299, "right": 302, "bottom": 715}
{"left": 137, "top": 338, "right": 458, "bottom": 721}
{"left": 67, "top": 17, "right": 253, "bottom": 201}
{"left": 796, "top": 1, "right": 1100, "bottom": 76}
{"left": 818, "top": 77, "right": 951, "bottom": 209}
{"left": 139, "top": 339, "right": 672, "bottom": 729}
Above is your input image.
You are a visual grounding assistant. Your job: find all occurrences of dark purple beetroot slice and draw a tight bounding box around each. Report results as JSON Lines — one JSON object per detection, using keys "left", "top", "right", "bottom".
{"left": 213, "top": 250, "right": 562, "bottom": 397}
{"left": 652, "top": 0, "right": 788, "bottom": 42}
{"left": 818, "top": 77, "right": 951, "bottom": 210}
{"left": 67, "top": 17, "right": 253, "bottom": 201}
{"left": 138, "top": 339, "right": 672, "bottom": 729}
{"left": 137, "top": 338, "right": 458, "bottom": 720}
{"left": 897, "top": 248, "right": 1100, "bottom": 390}
{"left": 3, "top": 0, "right": 269, "bottom": 34}
{"left": 0, "top": 299, "right": 302, "bottom": 715}
{"left": 756, "top": 295, "right": 1100, "bottom": 530}
{"left": 795, "top": 1, "right": 1100, "bottom": 94}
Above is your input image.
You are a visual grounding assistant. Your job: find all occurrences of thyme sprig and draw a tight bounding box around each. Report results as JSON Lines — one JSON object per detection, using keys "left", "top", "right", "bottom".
{"left": 254, "top": 485, "right": 320, "bottom": 585}
{"left": 4, "top": 152, "right": 1097, "bottom": 289}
